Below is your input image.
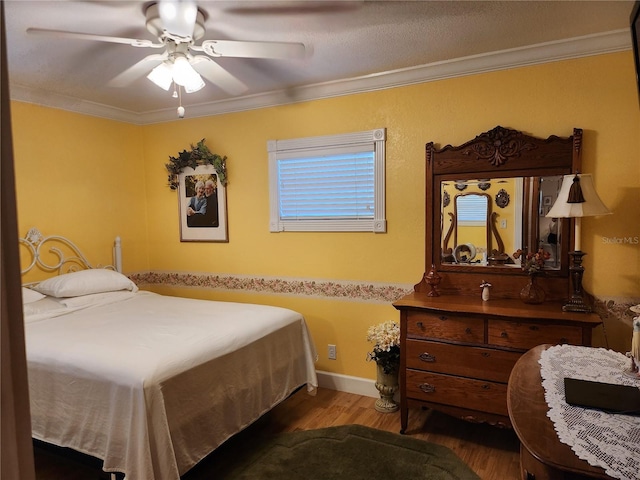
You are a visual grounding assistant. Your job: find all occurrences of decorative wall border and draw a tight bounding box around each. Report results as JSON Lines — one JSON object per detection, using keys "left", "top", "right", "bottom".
{"left": 128, "top": 271, "right": 413, "bottom": 304}
{"left": 593, "top": 296, "right": 640, "bottom": 333}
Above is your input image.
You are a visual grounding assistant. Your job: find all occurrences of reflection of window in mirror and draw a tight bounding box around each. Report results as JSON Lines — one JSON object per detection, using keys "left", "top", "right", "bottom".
{"left": 538, "top": 175, "right": 563, "bottom": 269}
{"left": 455, "top": 194, "right": 487, "bottom": 263}
{"left": 441, "top": 178, "right": 523, "bottom": 266}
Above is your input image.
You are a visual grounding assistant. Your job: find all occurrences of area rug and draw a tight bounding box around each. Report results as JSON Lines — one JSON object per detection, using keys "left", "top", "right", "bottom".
{"left": 198, "top": 424, "right": 480, "bottom": 480}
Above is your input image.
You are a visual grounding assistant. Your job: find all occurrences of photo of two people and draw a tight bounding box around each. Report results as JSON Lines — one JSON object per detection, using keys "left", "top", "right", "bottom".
{"left": 185, "top": 173, "right": 219, "bottom": 228}
{"left": 178, "top": 164, "right": 227, "bottom": 242}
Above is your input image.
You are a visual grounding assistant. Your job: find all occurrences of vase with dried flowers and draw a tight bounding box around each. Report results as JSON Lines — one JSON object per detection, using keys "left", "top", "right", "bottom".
{"left": 513, "top": 248, "right": 551, "bottom": 304}
{"left": 366, "top": 320, "right": 400, "bottom": 413}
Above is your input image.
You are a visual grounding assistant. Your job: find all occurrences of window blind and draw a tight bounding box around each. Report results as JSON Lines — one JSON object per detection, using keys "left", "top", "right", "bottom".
{"left": 277, "top": 151, "right": 374, "bottom": 220}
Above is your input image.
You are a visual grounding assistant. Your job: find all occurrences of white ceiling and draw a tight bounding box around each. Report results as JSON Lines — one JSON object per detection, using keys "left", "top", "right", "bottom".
{"left": 4, "top": 1, "right": 636, "bottom": 124}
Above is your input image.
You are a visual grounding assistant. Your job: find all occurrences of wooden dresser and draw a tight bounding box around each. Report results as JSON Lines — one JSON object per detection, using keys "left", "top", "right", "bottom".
{"left": 393, "top": 293, "right": 602, "bottom": 430}
{"left": 400, "top": 126, "right": 606, "bottom": 433}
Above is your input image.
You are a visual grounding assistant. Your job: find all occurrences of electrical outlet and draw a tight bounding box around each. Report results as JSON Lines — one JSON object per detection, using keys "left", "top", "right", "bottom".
{"left": 328, "top": 344, "right": 337, "bottom": 360}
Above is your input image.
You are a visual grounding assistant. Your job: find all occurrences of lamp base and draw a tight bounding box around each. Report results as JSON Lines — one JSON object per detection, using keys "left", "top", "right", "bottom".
{"left": 562, "top": 295, "right": 592, "bottom": 313}
{"left": 563, "top": 250, "right": 592, "bottom": 313}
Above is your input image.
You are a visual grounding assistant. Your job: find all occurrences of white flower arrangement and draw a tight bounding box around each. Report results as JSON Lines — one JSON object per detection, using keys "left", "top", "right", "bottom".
{"left": 366, "top": 320, "right": 400, "bottom": 374}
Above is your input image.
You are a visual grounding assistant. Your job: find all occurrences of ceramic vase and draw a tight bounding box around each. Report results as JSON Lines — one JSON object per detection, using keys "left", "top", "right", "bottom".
{"left": 374, "top": 362, "right": 399, "bottom": 413}
{"left": 520, "top": 274, "right": 546, "bottom": 305}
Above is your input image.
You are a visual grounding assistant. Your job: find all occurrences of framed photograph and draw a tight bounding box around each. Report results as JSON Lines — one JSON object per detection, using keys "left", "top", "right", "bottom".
{"left": 178, "top": 165, "right": 228, "bottom": 242}
{"left": 543, "top": 196, "right": 552, "bottom": 206}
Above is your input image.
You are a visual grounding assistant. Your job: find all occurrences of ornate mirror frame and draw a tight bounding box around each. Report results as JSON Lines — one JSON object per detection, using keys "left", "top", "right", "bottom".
{"left": 417, "top": 126, "right": 582, "bottom": 299}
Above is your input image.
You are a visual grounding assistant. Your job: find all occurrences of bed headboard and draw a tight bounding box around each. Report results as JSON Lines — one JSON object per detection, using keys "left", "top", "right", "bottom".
{"left": 19, "top": 227, "right": 122, "bottom": 278}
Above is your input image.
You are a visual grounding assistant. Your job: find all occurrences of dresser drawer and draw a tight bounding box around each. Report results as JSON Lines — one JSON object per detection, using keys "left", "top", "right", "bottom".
{"left": 405, "top": 339, "right": 521, "bottom": 383}
{"left": 405, "top": 369, "right": 508, "bottom": 416}
{"left": 406, "top": 311, "right": 484, "bottom": 343}
{"left": 488, "top": 320, "right": 583, "bottom": 350}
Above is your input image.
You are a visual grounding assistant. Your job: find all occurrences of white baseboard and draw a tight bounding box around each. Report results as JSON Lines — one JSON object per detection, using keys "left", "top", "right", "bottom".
{"left": 316, "top": 370, "right": 378, "bottom": 398}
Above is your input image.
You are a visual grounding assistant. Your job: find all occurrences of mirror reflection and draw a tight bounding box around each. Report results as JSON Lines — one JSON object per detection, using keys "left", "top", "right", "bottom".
{"left": 538, "top": 175, "right": 563, "bottom": 268}
{"left": 440, "top": 176, "right": 563, "bottom": 270}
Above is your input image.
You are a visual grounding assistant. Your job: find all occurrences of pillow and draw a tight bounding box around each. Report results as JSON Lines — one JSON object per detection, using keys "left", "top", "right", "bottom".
{"left": 22, "top": 287, "right": 46, "bottom": 304}
{"left": 33, "top": 269, "right": 138, "bottom": 298}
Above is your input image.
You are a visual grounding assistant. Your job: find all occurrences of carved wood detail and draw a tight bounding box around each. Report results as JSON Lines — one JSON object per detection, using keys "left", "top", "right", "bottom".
{"left": 461, "top": 126, "right": 537, "bottom": 167}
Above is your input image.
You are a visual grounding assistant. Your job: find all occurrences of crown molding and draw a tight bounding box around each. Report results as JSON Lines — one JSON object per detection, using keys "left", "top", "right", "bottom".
{"left": 10, "top": 29, "right": 631, "bottom": 125}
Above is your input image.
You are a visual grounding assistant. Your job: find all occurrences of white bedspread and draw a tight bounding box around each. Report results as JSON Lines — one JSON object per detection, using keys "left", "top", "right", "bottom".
{"left": 25, "top": 291, "right": 318, "bottom": 480}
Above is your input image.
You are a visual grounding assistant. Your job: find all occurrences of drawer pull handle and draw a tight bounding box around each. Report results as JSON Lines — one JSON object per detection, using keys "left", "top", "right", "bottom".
{"left": 416, "top": 321, "right": 424, "bottom": 329}
{"left": 465, "top": 327, "right": 472, "bottom": 334}
{"left": 481, "top": 384, "right": 491, "bottom": 390}
{"left": 529, "top": 325, "right": 540, "bottom": 331}
{"left": 560, "top": 337, "right": 568, "bottom": 344}
{"left": 481, "top": 352, "right": 490, "bottom": 357}
{"left": 500, "top": 331, "right": 508, "bottom": 338}
{"left": 438, "top": 315, "right": 448, "bottom": 321}
{"left": 418, "top": 383, "right": 435, "bottom": 393}
{"left": 419, "top": 352, "right": 436, "bottom": 363}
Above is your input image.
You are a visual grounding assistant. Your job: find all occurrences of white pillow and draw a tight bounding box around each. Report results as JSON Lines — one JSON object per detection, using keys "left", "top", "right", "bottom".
{"left": 33, "top": 269, "right": 138, "bottom": 298}
{"left": 22, "top": 287, "right": 46, "bottom": 304}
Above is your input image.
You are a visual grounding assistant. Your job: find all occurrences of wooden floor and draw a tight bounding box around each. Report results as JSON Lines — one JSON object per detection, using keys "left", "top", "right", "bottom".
{"left": 34, "top": 387, "right": 521, "bottom": 479}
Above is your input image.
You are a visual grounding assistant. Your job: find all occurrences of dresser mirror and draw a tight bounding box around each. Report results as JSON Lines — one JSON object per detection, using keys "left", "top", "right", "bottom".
{"left": 440, "top": 175, "right": 564, "bottom": 270}
{"left": 420, "top": 126, "right": 582, "bottom": 296}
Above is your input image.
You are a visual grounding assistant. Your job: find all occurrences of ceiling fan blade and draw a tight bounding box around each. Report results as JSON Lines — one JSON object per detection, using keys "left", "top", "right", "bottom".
{"left": 198, "top": 40, "right": 306, "bottom": 60}
{"left": 158, "top": 0, "right": 198, "bottom": 38}
{"left": 108, "top": 54, "right": 167, "bottom": 87}
{"left": 26, "top": 28, "right": 163, "bottom": 48}
{"left": 190, "top": 56, "right": 248, "bottom": 96}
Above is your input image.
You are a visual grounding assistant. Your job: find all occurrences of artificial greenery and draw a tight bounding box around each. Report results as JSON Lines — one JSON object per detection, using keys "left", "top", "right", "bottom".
{"left": 513, "top": 248, "right": 551, "bottom": 275}
{"left": 166, "top": 139, "right": 227, "bottom": 190}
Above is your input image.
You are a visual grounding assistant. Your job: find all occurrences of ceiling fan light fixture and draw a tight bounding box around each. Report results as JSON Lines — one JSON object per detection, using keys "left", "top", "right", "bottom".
{"left": 172, "top": 56, "right": 204, "bottom": 92}
{"left": 158, "top": 0, "right": 198, "bottom": 38}
{"left": 147, "top": 63, "right": 173, "bottom": 91}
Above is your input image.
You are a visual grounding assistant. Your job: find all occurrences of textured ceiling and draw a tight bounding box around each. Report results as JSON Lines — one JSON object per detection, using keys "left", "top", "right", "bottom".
{"left": 4, "top": 1, "right": 636, "bottom": 123}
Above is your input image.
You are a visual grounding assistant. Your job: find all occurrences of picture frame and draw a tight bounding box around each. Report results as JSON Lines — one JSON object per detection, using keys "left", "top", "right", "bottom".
{"left": 178, "top": 165, "right": 228, "bottom": 242}
{"left": 543, "top": 196, "right": 552, "bottom": 206}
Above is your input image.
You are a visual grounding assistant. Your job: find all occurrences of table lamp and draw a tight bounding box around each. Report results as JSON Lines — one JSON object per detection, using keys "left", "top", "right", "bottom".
{"left": 546, "top": 173, "right": 611, "bottom": 312}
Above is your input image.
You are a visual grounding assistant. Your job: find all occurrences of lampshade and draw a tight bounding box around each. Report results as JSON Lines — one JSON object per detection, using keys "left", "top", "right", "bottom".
{"left": 172, "top": 57, "right": 205, "bottom": 92}
{"left": 147, "top": 63, "right": 173, "bottom": 91}
{"left": 146, "top": 57, "right": 205, "bottom": 93}
{"left": 546, "top": 174, "right": 612, "bottom": 219}
{"left": 546, "top": 173, "right": 611, "bottom": 253}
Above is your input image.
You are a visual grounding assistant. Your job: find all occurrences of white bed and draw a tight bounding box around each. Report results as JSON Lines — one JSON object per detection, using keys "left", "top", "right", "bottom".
{"left": 20, "top": 229, "right": 318, "bottom": 480}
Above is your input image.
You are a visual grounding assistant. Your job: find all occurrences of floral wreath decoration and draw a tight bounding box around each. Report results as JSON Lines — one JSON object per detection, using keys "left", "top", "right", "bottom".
{"left": 165, "top": 139, "right": 227, "bottom": 190}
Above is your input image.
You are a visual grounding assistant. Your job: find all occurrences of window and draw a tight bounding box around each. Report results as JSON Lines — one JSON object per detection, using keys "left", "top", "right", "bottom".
{"left": 268, "top": 128, "right": 386, "bottom": 232}
{"left": 456, "top": 195, "right": 488, "bottom": 226}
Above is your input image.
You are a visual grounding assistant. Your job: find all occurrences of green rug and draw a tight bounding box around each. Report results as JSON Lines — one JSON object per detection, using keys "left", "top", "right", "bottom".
{"left": 197, "top": 424, "right": 480, "bottom": 480}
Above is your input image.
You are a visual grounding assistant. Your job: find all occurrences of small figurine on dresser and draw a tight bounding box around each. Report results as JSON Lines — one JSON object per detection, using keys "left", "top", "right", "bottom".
{"left": 626, "top": 315, "right": 640, "bottom": 377}
{"left": 480, "top": 280, "right": 492, "bottom": 301}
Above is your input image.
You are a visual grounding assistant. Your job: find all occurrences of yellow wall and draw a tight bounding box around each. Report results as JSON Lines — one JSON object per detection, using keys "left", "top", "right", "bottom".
{"left": 11, "top": 51, "right": 640, "bottom": 379}
{"left": 12, "top": 104, "right": 150, "bottom": 279}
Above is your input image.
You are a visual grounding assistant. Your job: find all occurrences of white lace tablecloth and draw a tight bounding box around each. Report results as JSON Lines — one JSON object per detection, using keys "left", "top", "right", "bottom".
{"left": 539, "top": 344, "right": 640, "bottom": 480}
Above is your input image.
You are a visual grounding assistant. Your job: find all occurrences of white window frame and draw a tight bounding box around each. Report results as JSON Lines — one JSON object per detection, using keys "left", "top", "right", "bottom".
{"left": 268, "top": 128, "right": 386, "bottom": 233}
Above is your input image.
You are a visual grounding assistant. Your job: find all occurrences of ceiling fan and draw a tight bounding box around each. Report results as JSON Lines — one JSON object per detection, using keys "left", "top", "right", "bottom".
{"left": 26, "top": 0, "right": 308, "bottom": 106}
